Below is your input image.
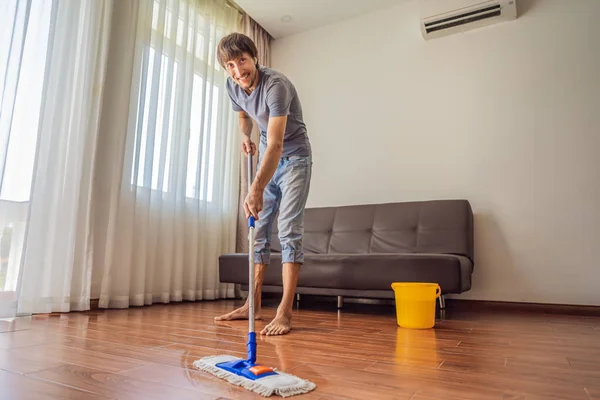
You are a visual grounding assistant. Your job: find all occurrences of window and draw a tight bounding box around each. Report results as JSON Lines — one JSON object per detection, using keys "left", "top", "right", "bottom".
{"left": 0, "top": 0, "right": 53, "bottom": 203}
{"left": 0, "top": 0, "right": 53, "bottom": 293}
{"left": 130, "top": 0, "right": 226, "bottom": 202}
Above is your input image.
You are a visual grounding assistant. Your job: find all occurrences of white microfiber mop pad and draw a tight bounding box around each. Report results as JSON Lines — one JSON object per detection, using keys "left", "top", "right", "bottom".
{"left": 193, "top": 355, "right": 316, "bottom": 397}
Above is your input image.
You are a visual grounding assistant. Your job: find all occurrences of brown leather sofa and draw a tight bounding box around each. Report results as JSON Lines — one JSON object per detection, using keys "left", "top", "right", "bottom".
{"left": 219, "top": 199, "right": 474, "bottom": 306}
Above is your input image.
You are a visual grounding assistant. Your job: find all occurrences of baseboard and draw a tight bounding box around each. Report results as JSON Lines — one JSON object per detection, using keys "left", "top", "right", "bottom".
{"left": 446, "top": 298, "right": 600, "bottom": 316}
{"left": 88, "top": 295, "right": 599, "bottom": 316}
{"left": 263, "top": 291, "right": 599, "bottom": 315}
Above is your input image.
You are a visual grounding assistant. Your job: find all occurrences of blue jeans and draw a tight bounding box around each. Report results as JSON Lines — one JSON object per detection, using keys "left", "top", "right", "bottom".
{"left": 254, "top": 154, "right": 312, "bottom": 264}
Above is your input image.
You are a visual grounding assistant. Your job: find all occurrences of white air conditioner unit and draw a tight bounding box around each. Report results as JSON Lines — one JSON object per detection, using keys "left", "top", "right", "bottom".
{"left": 419, "top": 0, "right": 517, "bottom": 40}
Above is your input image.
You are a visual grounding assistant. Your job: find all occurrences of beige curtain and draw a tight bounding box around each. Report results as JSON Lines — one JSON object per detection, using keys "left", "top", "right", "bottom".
{"left": 236, "top": 14, "right": 273, "bottom": 252}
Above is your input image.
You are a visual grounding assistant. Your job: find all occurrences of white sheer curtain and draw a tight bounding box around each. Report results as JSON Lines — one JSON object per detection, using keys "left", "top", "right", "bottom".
{"left": 0, "top": 0, "right": 49, "bottom": 317}
{"left": 0, "top": 0, "right": 113, "bottom": 317}
{"left": 94, "top": 0, "right": 241, "bottom": 308}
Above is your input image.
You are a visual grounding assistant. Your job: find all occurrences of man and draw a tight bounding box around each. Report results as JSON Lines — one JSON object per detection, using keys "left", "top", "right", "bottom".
{"left": 214, "top": 33, "right": 312, "bottom": 336}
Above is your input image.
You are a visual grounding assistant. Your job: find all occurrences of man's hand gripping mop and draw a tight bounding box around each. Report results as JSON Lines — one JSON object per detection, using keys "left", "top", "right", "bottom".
{"left": 193, "top": 152, "right": 316, "bottom": 397}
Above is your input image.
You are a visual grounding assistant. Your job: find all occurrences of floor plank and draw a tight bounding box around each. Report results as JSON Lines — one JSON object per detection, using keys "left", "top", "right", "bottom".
{"left": 28, "top": 364, "right": 216, "bottom": 400}
{"left": 0, "top": 369, "right": 110, "bottom": 399}
{"left": 0, "top": 298, "right": 598, "bottom": 399}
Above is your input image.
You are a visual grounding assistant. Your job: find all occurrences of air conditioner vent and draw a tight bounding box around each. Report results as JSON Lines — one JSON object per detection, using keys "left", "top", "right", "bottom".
{"left": 419, "top": 0, "right": 517, "bottom": 40}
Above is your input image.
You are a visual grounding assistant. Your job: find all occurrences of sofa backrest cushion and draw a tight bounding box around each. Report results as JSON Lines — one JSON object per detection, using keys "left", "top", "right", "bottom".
{"left": 269, "top": 199, "right": 474, "bottom": 261}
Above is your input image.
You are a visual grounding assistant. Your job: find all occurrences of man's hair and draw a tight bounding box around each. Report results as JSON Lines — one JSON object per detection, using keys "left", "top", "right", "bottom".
{"left": 217, "top": 33, "right": 259, "bottom": 69}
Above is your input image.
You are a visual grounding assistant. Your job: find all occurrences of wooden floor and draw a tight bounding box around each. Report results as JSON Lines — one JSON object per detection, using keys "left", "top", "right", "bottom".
{"left": 1, "top": 297, "right": 599, "bottom": 399}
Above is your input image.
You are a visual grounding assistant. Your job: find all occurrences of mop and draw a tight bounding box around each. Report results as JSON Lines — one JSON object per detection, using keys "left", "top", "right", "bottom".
{"left": 193, "top": 152, "right": 316, "bottom": 398}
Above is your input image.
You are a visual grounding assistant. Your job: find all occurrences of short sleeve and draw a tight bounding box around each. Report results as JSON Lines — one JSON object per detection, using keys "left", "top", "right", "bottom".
{"left": 226, "top": 79, "right": 243, "bottom": 111}
{"left": 228, "top": 92, "right": 243, "bottom": 112}
{"left": 266, "top": 78, "right": 292, "bottom": 117}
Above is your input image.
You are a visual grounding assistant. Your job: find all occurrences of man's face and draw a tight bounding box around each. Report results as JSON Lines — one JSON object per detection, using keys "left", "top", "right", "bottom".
{"left": 225, "top": 53, "right": 256, "bottom": 90}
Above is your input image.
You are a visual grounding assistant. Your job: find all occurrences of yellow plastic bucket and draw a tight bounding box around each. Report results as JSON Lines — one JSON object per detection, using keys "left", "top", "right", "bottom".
{"left": 391, "top": 282, "right": 441, "bottom": 329}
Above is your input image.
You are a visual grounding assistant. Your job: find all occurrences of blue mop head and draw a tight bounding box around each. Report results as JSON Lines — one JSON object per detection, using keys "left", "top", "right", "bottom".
{"left": 193, "top": 333, "right": 316, "bottom": 397}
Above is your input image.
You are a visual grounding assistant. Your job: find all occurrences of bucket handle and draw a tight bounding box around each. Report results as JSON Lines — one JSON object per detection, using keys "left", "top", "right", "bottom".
{"left": 435, "top": 284, "right": 441, "bottom": 298}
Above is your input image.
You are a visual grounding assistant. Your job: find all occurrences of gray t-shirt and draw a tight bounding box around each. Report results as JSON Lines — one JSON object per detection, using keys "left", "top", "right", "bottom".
{"left": 226, "top": 66, "right": 311, "bottom": 157}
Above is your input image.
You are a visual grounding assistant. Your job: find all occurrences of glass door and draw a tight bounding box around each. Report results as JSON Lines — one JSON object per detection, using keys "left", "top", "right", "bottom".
{"left": 0, "top": 200, "right": 29, "bottom": 318}
{"left": 1, "top": 0, "right": 52, "bottom": 318}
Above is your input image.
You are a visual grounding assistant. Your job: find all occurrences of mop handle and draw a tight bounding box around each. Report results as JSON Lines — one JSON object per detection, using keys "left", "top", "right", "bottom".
{"left": 247, "top": 151, "right": 257, "bottom": 363}
{"left": 248, "top": 152, "right": 255, "bottom": 333}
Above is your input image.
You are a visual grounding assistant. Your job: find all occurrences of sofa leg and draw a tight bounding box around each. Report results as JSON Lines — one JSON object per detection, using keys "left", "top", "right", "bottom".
{"left": 439, "top": 295, "right": 446, "bottom": 309}
{"left": 337, "top": 296, "right": 343, "bottom": 309}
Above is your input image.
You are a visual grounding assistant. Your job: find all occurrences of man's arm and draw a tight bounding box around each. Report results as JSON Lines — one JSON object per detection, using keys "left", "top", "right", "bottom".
{"left": 251, "top": 115, "right": 286, "bottom": 193}
{"left": 239, "top": 111, "right": 257, "bottom": 155}
{"left": 239, "top": 110, "right": 252, "bottom": 138}
{"left": 239, "top": 111, "right": 252, "bottom": 137}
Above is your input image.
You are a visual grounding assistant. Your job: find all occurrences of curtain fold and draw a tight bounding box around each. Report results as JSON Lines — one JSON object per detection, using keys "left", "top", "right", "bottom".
{"left": 235, "top": 14, "right": 272, "bottom": 252}
{"left": 94, "top": 0, "right": 242, "bottom": 308}
{"left": 13, "top": 0, "right": 114, "bottom": 314}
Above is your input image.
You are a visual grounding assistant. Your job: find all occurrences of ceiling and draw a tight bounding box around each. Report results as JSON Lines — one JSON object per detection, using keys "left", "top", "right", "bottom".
{"left": 233, "top": 0, "right": 405, "bottom": 39}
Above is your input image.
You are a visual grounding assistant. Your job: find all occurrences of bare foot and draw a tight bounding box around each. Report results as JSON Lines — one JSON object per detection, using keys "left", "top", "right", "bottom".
{"left": 260, "top": 312, "right": 292, "bottom": 336}
{"left": 214, "top": 305, "right": 261, "bottom": 321}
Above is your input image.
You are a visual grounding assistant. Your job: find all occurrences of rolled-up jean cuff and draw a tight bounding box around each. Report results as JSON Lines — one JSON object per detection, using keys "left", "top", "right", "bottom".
{"left": 282, "top": 250, "right": 304, "bottom": 264}
{"left": 254, "top": 251, "right": 270, "bottom": 264}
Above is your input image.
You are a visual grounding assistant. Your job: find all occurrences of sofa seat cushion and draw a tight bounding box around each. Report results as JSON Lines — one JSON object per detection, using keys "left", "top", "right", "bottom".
{"left": 219, "top": 253, "right": 472, "bottom": 294}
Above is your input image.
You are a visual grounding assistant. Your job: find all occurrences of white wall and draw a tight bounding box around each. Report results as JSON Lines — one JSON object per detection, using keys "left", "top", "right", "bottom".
{"left": 271, "top": 0, "right": 600, "bottom": 306}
